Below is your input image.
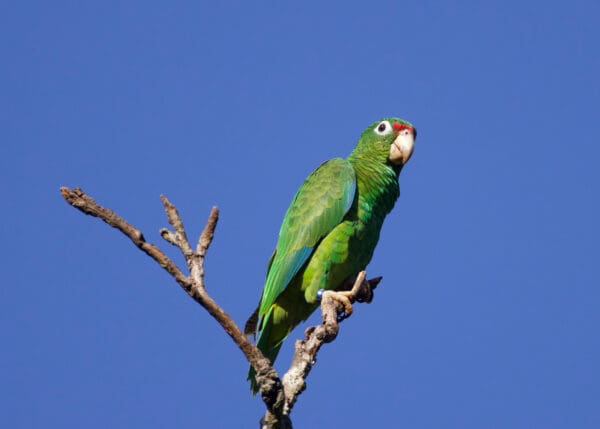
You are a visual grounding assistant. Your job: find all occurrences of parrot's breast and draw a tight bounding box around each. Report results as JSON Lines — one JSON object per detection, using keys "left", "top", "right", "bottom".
{"left": 299, "top": 159, "right": 400, "bottom": 304}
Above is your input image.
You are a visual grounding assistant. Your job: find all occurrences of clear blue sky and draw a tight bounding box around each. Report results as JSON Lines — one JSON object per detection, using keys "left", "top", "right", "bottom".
{"left": 2, "top": 1, "right": 599, "bottom": 427}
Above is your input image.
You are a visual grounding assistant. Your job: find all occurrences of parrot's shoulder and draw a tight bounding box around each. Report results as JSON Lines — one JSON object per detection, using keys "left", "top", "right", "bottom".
{"left": 290, "top": 157, "right": 356, "bottom": 214}
{"left": 307, "top": 157, "right": 355, "bottom": 180}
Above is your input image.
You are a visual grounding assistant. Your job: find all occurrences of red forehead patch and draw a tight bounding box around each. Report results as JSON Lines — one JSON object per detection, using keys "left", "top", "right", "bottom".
{"left": 393, "top": 122, "right": 410, "bottom": 131}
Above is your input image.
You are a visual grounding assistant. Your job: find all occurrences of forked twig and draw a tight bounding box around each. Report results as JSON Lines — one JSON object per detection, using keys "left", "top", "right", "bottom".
{"left": 60, "top": 186, "right": 381, "bottom": 429}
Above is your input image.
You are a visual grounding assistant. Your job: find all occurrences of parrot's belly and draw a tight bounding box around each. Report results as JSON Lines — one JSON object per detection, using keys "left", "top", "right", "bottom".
{"left": 266, "top": 217, "right": 382, "bottom": 332}
{"left": 300, "top": 218, "right": 381, "bottom": 304}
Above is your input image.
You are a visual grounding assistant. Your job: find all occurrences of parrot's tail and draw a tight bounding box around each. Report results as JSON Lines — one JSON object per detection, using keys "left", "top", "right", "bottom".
{"left": 247, "top": 305, "right": 289, "bottom": 395}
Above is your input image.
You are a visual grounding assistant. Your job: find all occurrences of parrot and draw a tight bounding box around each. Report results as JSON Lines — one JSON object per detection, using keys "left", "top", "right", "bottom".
{"left": 245, "top": 117, "right": 416, "bottom": 393}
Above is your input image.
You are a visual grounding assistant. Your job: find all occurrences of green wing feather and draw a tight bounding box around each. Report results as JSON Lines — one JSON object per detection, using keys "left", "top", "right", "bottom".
{"left": 257, "top": 158, "right": 356, "bottom": 317}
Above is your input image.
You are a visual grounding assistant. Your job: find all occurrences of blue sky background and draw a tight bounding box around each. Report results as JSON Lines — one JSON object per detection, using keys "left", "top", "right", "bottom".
{"left": 2, "top": 1, "right": 599, "bottom": 427}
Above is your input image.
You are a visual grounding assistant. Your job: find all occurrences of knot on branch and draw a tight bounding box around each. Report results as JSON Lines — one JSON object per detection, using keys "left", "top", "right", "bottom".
{"left": 256, "top": 365, "right": 285, "bottom": 410}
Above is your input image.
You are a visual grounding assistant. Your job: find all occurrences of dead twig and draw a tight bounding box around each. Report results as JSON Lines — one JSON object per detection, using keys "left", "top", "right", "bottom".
{"left": 60, "top": 187, "right": 282, "bottom": 414}
{"left": 60, "top": 186, "right": 381, "bottom": 429}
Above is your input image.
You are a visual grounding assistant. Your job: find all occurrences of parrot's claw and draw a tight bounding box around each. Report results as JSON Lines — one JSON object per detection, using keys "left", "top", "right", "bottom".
{"left": 321, "top": 290, "right": 354, "bottom": 319}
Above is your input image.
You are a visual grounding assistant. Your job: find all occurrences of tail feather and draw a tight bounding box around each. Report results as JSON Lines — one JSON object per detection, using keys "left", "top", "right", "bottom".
{"left": 244, "top": 304, "right": 260, "bottom": 337}
{"left": 247, "top": 305, "right": 289, "bottom": 394}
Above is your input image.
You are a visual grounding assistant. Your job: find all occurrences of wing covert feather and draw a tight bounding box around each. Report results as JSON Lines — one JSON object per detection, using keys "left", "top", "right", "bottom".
{"left": 258, "top": 158, "right": 356, "bottom": 316}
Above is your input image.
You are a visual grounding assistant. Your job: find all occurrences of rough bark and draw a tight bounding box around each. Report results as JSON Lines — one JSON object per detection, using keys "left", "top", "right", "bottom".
{"left": 60, "top": 187, "right": 381, "bottom": 428}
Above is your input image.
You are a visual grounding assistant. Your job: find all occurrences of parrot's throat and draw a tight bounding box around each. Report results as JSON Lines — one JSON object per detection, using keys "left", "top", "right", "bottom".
{"left": 348, "top": 157, "right": 400, "bottom": 226}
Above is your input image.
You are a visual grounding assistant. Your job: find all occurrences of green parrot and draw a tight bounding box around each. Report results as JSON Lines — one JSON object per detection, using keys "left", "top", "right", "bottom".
{"left": 246, "top": 117, "right": 416, "bottom": 393}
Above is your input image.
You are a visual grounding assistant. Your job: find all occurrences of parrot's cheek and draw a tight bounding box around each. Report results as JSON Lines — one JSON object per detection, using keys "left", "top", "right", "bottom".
{"left": 389, "top": 134, "right": 414, "bottom": 165}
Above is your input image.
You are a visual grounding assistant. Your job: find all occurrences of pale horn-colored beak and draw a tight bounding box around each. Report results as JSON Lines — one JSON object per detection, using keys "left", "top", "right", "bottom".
{"left": 389, "top": 130, "right": 415, "bottom": 165}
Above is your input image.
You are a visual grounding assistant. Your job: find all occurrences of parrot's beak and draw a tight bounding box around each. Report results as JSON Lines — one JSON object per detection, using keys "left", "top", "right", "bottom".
{"left": 389, "top": 129, "right": 415, "bottom": 165}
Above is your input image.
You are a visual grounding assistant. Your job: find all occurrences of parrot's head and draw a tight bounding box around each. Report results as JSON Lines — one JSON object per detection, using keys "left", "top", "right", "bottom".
{"left": 353, "top": 117, "right": 416, "bottom": 168}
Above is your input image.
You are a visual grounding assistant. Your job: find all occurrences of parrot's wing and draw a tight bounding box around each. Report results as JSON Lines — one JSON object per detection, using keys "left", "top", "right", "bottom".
{"left": 258, "top": 158, "right": 356, "bottom": 317}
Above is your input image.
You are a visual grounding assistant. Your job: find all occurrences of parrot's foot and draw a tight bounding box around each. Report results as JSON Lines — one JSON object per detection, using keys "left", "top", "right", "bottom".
{"left": 320, "top": 290, "right": 355, "bottom": 321}
{"left": 315, "top": 272, "right": 377, "bottom": 323}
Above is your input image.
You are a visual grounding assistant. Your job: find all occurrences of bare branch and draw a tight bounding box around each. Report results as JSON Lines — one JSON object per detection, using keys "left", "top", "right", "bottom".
{"left": 159, "top": 194, "right": 194, "bottom": 259}
{"left": 159, "top": 228, "right": 180, "bottom": 247}
{"left": 189, "top": 206, "right": 218, "bottom": 288}
{"left": 197, "top": 206, "right": 219, "bottom": 257}
{"left": 60, "top": 187, "right": 191, "bottom": 289}
{"left": 60, "top": 186, "right": 382, "bottom": 429}
{"left": 60, "top": 187, "right": 282, "bottom": 414}
{"left": 280, "top": 272, "right": 380, "bottom": 415}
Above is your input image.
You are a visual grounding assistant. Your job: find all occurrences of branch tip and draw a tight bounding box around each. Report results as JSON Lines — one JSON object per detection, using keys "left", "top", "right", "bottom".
{"left": 197, "top": 206, "right": 219, "bottom": 255}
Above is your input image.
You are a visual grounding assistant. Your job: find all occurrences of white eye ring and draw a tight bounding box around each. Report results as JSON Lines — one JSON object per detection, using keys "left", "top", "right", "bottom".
{"left": 374, "top": 120, "right": 393, "bottom": 136}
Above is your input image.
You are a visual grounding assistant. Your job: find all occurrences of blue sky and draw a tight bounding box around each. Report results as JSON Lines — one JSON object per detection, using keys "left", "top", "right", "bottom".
{"left": 2, "top": 1, "right": 599, "bottom": 427}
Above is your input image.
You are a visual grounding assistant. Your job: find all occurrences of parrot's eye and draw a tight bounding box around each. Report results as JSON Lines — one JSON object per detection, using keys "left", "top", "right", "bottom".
{"left": 374, "top": 120, "right": 393, "bottom": 136}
